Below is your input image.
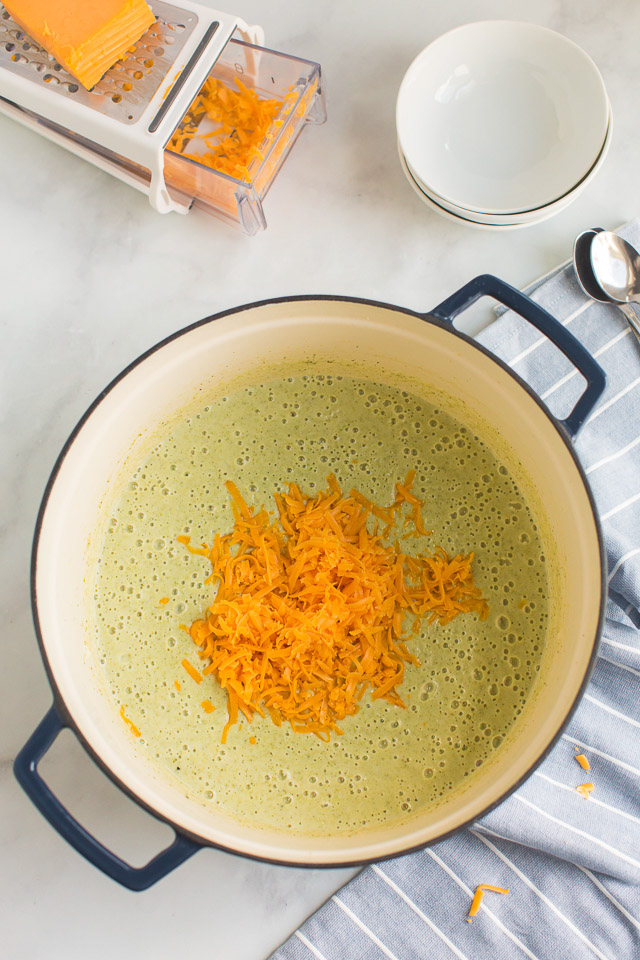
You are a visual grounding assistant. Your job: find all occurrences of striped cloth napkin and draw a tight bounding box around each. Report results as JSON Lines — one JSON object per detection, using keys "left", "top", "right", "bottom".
{"left": 270, "top": 222, "right": 640, "bottom": 960}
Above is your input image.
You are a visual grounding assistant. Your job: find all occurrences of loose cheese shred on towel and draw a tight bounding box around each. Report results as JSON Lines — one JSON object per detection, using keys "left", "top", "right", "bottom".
{"left": 575, "top": 753, "right": 591, "bottom": 770}
{"left": 180, "top": 473, "right": 489, "bottom": 743}
{"left": 467, "top": 884, "right": 510, "bottom": 922}
{"left": 577, "top": 782, "right": 595, "bottom": 799}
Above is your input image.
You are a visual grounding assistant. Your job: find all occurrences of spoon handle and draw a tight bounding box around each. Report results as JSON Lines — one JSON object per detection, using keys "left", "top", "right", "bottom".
{"left": 618, "top": 302, "right": 640, "bottom": 345}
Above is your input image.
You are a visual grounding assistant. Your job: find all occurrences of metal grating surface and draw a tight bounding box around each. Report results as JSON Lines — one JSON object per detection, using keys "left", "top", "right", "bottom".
{"left": 0, "top": 0, "right": 198, "bottom": 123}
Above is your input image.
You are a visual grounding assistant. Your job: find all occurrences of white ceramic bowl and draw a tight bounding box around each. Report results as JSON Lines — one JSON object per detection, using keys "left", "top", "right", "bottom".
{"left": 396, "top": 21, "right": 609, "bottom": 215}
{"left": 400, "top": 107, "right": 612, "bottom": 228}
{"left": 398, "top": 146, "right": 536, "bottom": 230}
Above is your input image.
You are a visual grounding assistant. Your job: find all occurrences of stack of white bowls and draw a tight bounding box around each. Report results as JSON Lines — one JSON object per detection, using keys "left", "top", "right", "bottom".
{"left": 396, "top": 21, "right": 611, "bottom": 229}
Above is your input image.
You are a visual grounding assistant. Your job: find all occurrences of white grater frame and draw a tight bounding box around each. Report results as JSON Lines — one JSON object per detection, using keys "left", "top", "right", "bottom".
{"left": 0, "top": 1, "right": 264, "bottom": 213}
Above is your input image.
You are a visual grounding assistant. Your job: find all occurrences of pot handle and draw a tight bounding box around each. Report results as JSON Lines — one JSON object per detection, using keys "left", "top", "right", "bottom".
{"left": 14, "top": 705, "right": 201, "bottom": 890}
{"left": 429, "top": 274, "right": 606, "bottom": 437}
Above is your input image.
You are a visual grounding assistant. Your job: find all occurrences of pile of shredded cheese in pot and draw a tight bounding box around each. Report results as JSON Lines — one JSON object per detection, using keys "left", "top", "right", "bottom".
{"left": 167, "top": 77, "right": 291, "bottom": 182}
{"left": 179, "top": 473, "right": 489, "bottom": 743}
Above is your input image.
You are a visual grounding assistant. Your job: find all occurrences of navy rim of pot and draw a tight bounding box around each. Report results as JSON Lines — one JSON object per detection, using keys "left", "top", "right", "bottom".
{"left": 22, "top": 285, "right": 607, "bottom": 876}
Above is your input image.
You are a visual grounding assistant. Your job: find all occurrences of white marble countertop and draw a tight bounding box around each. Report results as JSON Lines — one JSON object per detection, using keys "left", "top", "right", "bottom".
{"left": 2, "top": 1, "right": 640, "bottom": 957}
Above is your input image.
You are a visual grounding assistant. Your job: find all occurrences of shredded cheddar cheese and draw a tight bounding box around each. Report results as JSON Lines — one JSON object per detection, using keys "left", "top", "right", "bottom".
{"left": 576, "top": 782, "right": 595, "bottom": 799}
{"left": 159, "top": 596, "right": 170, "bottom": 606}
{"left": 181, "top": 658, "right": 203, "bottom": 685}
{"left": 167, "top": 77, "right": 293, "bottom": 183}
{"left": 201, "top": 699, "right": 216, "bottom": 714}
{"left": 575, "top": 753, "right": 591, "bottom": 771}
{"left": 119, "top": 703, "right": 141, "bottom": 738}
{"left": 180, "top": 474, "right": 489, "bottom": 743}
{"left": 467, "top": 884, "right": 509, "bottom": 922}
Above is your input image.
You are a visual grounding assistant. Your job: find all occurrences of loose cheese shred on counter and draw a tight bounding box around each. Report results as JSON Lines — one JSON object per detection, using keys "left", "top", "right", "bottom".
{"left": 577, "top": 782, "right": 595, "bottom": 799}
{"left": 180, "top": 473, "right": 489, "bottom": 743}
{"left": 119, "top": 704, "right": 141, "bottom": 738}
{"left": 159, "top": 596, "right": 170, "bottom": 606}
{"left": 575, "top": 753, "right": 591, "bottom": 771}
{"left": 201, "top": 699, "right": 216, "bottom": 714}
{"left": 167, "top": 77, "right": 295, "bottom": 182}
{"left": 467, "top": 884, "right": 510, "bottom": 922}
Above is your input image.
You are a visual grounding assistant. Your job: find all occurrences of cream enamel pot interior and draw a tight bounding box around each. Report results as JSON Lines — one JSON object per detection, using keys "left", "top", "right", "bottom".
{"left": 15, "top": 276, "right": 606, "bottom": 890}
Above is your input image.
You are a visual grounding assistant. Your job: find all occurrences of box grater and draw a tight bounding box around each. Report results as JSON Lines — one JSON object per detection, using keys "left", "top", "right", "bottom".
{"left": 0, "top": 1, "right": 270, "bottom": 214}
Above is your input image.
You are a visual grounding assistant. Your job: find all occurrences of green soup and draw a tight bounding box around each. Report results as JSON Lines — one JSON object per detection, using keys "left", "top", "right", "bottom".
{"left": 95, "top": 373, "right": 548, "bottom": 834}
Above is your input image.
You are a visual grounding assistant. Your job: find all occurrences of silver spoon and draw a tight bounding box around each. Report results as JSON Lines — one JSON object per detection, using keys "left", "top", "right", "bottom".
{"left": 573, "top": 227, "right": 605, "bottom": 301}
{"left": 573, "top": 229, "right": 640, "bottom": 342}
{"left": 591, "top": 231, "right": 640, "bottom": 303}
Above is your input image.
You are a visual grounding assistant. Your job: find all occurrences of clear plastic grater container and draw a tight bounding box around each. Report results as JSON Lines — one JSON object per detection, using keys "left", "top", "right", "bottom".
{"left": 163, "top": 38, "right": 325, "bottom": 234}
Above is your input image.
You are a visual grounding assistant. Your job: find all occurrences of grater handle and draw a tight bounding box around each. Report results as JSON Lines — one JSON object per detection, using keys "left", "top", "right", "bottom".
{"left": 235, "top": 20, "right": 265, "bottom": 47}
{"left": 233, "top": 21, "right": 265, "bottom": 81}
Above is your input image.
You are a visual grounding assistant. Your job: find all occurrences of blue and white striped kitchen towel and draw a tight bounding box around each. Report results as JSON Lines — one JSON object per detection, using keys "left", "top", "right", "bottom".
{"left": 270, "top": 222, "right": 640, "bottom": 960}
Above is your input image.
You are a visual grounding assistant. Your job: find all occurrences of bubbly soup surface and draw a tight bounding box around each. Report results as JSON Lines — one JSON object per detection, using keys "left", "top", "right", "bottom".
{"left": 95, "top": 374, "right": 548, "bottom": 834}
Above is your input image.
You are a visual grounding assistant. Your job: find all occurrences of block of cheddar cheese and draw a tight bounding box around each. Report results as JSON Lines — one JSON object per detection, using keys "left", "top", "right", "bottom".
{"left": 3, "top": 0, "right": 156, "bottom": 90}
